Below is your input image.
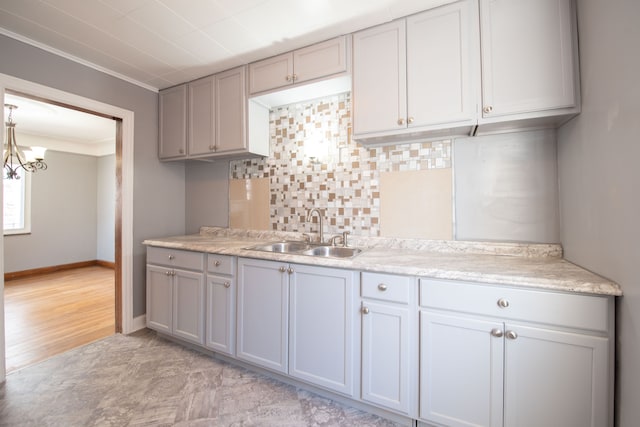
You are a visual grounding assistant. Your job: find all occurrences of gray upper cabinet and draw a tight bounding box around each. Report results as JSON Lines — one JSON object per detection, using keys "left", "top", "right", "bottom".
{"left": 249, "top": 36, "right": 349, "bottom": 95}
{"left": 158, "top": 84, "right": 187, "bottom": 159}
{"left": 477, "top": 0, "right": 579, "bottom": 131}
{"left": 188, "top": 75, "right": 216, "bottom": 157}
{"left": 353, "top": 0, "right": 478, "bottom": 145}
{"left": 158, "top": 65, "right": 268, "bottom": 161}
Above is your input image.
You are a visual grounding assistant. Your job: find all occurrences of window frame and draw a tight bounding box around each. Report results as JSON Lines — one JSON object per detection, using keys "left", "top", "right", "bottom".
{"left": 3, "top": 167, "right": 32, "bottom": 235}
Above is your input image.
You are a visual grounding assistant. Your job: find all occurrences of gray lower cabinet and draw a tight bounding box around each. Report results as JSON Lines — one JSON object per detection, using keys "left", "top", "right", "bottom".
{"left": 289, "top": 264, "right": 358, "bottom": 396}
{"left": 205, "top": 254, "right": 236, "bottom": 356}
{"left": 360, "top": 272, "right": 417, "bottom": 416}
{"left": 418, "top": 278, "right": 613, "bottom": 427}
{"left": 237, "top": 257, "right": 359, "bottom": 396}
{"left": 146, "top": 247, "right": 205, "bottom": 346}
{"left": 236, "top": 258, "right": 290, "bottom": 373}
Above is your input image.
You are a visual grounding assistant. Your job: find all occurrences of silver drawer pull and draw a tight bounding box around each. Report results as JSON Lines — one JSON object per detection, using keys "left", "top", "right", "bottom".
{"left": 377, "top": 283, "right": 388, "bottom": 291}
{"left": 506, "top": 330, "right": 518, "bottom": 340}
{"left": 214, "top": 260, "right": 221, "bottom": 267}
{"left": 362, "top": 306, "right": 370, "bottom": 315}
{"left": 490, "top": 328, "right": 503, "bottom": 338}
{"left": 279, "top": 266, "right": 286, "bottom": 273}
{"left": 168, "top": 255, "right": 175, "bottom": 260}
{"left": 497, "top": 298, "right": 510, "bottom": 308}
{"left": 224, "top": 282, "right": 231, "bottom": 288}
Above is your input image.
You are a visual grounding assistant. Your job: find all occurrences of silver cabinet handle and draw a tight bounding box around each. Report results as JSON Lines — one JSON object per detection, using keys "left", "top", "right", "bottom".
{"left": 292, "top": 74, "right": 298, "bottom": 81}
{"left": 497, "top": 298, "right": 510, "bottom": 308}
{"left": 362, "top": 306, "right": 370, "bottom": 314}
{"left": 397, "top": 118, "right": 405, "bottom": 126}
{"left": 279, "top": 266, "right": 286, "bottom": 273}
{"left": 165, "top": 270, "right": 171, "bottom": 276}
{"left": 285, "top": 75, "right": 292, "bottom": 82}
{"left": 224, "top": 282, "right": 231, "bottom": 288}
{"left": 178, "top": 148, "right": 184, "bottom": 154}
{"left": 214, "top": 260, "right": 221, "bottom": 267}
{"left": 506, "top": 330, "right": 518, "bottom": 340}
{"left": 407, "top": 117, "right": 414, "bottom": 124}
{"left": 287, "top": 267, "right": 294, "bottom": 275}
{"left": 483, "top": 105, "right": 493, "bottom": 114}
{"left": 209, "top": 145, "right": 215, "bottom": 151}
{"left": 377, "top": 283, "right": 388, "bottom": 291}
{"left": 168, "top": 255, "right": 175, "bottom": 260}
{"left": 491, "top": 328, "right": 504, "bottom": 338}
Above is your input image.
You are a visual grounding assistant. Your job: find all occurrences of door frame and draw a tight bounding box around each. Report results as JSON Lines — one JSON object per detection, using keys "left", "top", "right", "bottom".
{"left": 0, "top": 73, "right": 135, "bottom": 380}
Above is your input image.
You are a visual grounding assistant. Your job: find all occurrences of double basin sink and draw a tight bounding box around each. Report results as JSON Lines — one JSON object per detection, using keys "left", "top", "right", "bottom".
{"left": 246, "top": 241, "right": 363, "bottom": 259}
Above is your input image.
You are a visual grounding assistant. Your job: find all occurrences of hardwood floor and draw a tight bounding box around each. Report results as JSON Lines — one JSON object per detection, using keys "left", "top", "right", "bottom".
{"left": 4, "top": 265, "right": 115, "bottom": 373}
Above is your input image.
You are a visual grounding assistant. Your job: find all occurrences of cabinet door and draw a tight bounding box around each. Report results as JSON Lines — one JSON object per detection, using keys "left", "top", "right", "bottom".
{"left": 293, "top": 36, "right": 348, "bottom": 84}
{"left": 146, "top": 265, "right": 173, "bottom": 334}
{"left": 361, "top": 301, "right": 410, "bottom": 414}
{"left": 420, "top": 311, "right": 504, "bottom": 427}
{"left": 407, "top": 0, "right": 477, "bottom": 128}
{"left": 289, "top": 265, "right": 357, "bottom": 396}
{"left": 248, "top": 53, "right": 293, "bottom": 94}
{"left": 237, "top": 258, "right": 289, "bottom": 373}
{"left": 216, "top": 66, "right": 247, "bottom": 153}
{"left": 188, "top": 76, "right": 216, "bottom": 157}
{"left": 503, "top": 323, "right": 609, "bottom": 427}
{"left": 158, "top": 84, "right": 187, "bottom": 159}
{"left": 479, "top": 0, "right": 577, "bottom": 117}
{"left": 172, "top": 269, "right": 205, "bottom": 345}
{"left": 206, "top": 275, "right": 235, "bottom": 355}
{"left": 353, "top": 20, "right": 407, "bottom": 135}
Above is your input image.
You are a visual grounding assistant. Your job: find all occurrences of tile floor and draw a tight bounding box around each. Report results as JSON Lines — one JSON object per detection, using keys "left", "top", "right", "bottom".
{"left": 0, "top": 329, "right": 404, "bottom": 426}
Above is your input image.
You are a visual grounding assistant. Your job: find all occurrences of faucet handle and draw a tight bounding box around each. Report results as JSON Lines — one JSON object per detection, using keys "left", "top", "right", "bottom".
{"left": 342, "top": 231, "right": 350, "bottom": 247}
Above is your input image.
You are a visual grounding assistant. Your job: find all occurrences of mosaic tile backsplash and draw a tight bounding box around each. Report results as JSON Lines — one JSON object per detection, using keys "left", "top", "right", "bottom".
{"left": 229, "top": 92, "right": 452, "bottom": 237}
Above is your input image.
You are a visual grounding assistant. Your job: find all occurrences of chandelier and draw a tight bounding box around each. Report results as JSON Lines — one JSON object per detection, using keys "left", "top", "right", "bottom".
{"left": 4, "top": 104, "right": 47, "bottom": 179}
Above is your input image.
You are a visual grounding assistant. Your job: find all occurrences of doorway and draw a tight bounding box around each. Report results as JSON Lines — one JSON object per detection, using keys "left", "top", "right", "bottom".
{"left": 0, "top": 73, "right": 135, "bottom": 381}
{"left": 3, "top": 91, "right": 119, "bottom": 372}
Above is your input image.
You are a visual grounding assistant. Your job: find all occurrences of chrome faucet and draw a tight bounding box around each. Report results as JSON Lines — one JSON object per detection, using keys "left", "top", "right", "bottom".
{"left": 306, "top": 208, "right": 324, "bottom": 244}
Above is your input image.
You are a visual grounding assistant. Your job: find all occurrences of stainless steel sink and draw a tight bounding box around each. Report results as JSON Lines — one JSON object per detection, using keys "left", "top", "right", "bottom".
{"left": 246, "top": 241, "right": 363, "bottom": 258}
{"left": 299, "top": 246, "right": 362, "bottom": 258}
{"left": 248, "top": 241, "right": 313, "bottom": 253}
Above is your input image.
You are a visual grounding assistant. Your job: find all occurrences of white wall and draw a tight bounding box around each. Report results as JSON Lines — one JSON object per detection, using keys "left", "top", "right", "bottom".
{"left": 97, "top": 154, "right": 115, "bottom": 263}
{"left": 4, "top": 150, "right": 98, "bottom": 272}
{"left": 0, "top": 34, "right": 186, "bottom": 317}
{"left": 557, "top": 1, "right": 640, "bottom": 426}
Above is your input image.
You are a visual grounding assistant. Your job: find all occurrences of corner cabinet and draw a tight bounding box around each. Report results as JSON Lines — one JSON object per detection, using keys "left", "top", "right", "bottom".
{"left": 477, "top": 0, "right": 580, "bottom": 131}
{"left": 146, "top": 247, "right": 205, "bottom": 345}
{"left": 353, "top": 0, "right": 478, "bottom": 144}
{"left": 158, "top": 65, "right": 269, "bottom": 161}
{"left": 237, "top": 257, "right": 359, "bottom": 397}
{"left": 418, "top": 279, "right": 613, "bottom": 427}
{"left": 159, "top": 84, "right": 188, "bottom": 159}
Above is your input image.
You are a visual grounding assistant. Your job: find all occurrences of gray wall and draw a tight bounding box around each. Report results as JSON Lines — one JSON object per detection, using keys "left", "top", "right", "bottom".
{"left": 185, "top": 161, "right": 230, "bottom": 234}
{"left": 0, "top": 34, "right": 186, "bottom": 317}
{"left": 97, "top": 154, "right": 115, "bottom": 263}
{"left": 4, "top": 151, "right": 97, "bottom": 272}
{"left": 557, "top": 0, "right": 640, "bottom": 426}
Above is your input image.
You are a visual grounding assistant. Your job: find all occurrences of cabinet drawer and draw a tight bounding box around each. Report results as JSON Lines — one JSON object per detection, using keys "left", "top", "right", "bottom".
{"left": 420, "top": 279, "right": 609, "bottom": 332}
{"left": 362, "top": 272, "right": 412, "bottom": 304}
{"left": 207, "top": 254, "right": 235, "bottom": 276}
{"left": 147, "top": 247, "right": 204, "bottom": 271}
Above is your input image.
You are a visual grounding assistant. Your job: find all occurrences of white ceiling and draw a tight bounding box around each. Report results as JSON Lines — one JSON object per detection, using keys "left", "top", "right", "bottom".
{"left": 4, "top": 93, "right": 116, "bottom": 156}
{"left": 0, "top": 0, "right": 452, "bottom": 91}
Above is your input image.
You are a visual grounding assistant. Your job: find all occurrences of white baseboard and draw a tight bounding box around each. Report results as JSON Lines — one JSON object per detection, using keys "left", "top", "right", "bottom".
{"left": 130, "top": 315, "right": 146, "bottom": 333}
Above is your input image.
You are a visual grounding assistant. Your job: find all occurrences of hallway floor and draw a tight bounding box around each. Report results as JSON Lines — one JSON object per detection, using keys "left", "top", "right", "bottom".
{"left": 0, "top": 329, "right": 403, "bottom": 426}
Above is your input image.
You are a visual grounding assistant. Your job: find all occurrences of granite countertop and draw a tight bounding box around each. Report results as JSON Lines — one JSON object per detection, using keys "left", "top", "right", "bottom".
{"left": 143, "top": 227, "right": 622, "bottom": 297}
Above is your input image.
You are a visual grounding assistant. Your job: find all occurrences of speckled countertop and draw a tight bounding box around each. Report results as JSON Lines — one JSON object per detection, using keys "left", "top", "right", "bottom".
{"left": 143, "top": 227, "right": 622, "bottom": 297}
